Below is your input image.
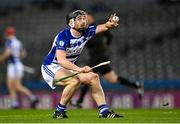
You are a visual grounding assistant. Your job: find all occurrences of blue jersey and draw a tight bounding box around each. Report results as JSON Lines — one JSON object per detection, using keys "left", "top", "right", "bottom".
{"left": 5, "top": 36, "right": 23, "bottom": 64}
{"left": 43, "top": 25, "right": 96, "bottom": 65}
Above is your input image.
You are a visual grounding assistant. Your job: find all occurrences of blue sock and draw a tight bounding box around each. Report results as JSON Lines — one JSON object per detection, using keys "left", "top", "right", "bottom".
{"left": 55, "top": 104, "right": 66, "bottom": 113}
{"left": 98, "top": 104, "right": 109, "bottom": 116}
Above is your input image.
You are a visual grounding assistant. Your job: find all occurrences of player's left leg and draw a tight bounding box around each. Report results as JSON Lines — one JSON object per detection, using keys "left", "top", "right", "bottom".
{"left": 118, "top": 75, "right": 144, "bottom": 99}
{"left": 78, "top": 72, "right": 123, "bottom": 118}
{"left": 78, "top": 72, "right": 106, "bottom": 105}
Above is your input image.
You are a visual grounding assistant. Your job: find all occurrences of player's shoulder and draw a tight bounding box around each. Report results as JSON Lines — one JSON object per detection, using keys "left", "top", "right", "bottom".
{"left": 87, "top": 24, "right": 96, "bottom": 30}
{"left": 84, "top": 24, "right": 96, "bottom": 37}
{"left": 88, "top": 24, "right": 96, "bottom": 28}
{"left": 56, "top": 28, "right": 70, "bottom": 40}
{"left": 5, "top": 39, "right": 12, "bottom": 45}
{"left": 5, "top": 39, "right": 12, "bottom": 48}
{"left": 6, "top": 39, "right": 12, "bottom": 43}
{"left": 85, "top": 24, "right": 96, "bottom": 33}
{"left": 55, "top": 28, "right": 70, "bottom": 43}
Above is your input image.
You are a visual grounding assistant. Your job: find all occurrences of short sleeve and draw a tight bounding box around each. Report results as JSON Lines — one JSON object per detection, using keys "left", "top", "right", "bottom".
{"left": 86, "top": 25, "right": 96, "bottom": 37}
{"left": 5, "top": 40, "right": 12, "bottom": 48}
{"left": 55, "top": 34, "right": 68, "bottom": 51}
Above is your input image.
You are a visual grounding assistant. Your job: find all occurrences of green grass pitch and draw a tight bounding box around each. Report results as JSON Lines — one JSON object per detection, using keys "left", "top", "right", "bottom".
{"left": 0, "top": 109, "right": 180, "bottom": 123}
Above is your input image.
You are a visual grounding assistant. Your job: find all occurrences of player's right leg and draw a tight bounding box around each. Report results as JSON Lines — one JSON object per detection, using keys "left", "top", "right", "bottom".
{"left": 53, "top": 78, "right": 80, "bottom": 119}
{"left": 7, "top": 64, "right": 19, "bottom": 108}
{"left": 54, "top": 69, "right": 81, "bottom": 105}
{"left": 43, "top": 67, "right": 81, "bottom": 119}
{"left": 70, "top": 85, "right": 89, "bottom": 108}
{"left": 6, "top": 78, "right": 19, "bottom": 108}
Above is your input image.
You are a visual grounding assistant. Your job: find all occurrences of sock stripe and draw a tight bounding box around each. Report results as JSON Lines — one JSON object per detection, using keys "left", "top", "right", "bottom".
{"left": 99, "top": 105, "right": 108, "bottom": 110}
{"left": 98, "top": 104, "right": 106, "bottom": 108}
{"left": 98, "top": 104, "right": 107, "bottom": 110}
{"left": 98, "top": 104, "right": 109, "bottom": 115}
{"left": 57, "top": 106, "right": 66, "bottom": 110}
{"left": 100, "top": 108, "right": 109, "bottom": 113}
{"left": 56, "top": 104, "right": 66, "bottom": 113}
{"left": 58, "top": 104, "right": 66, "bottom": 108}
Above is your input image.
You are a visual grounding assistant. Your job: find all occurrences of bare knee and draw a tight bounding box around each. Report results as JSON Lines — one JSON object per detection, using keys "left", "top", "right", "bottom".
{"left": 103, "top": 71, "right": 118, "bottom": 83}
{"left": 69, "top": 78, "right": 81, "bottom": 88}
{"left": 14, "top": 83, "right": 24, "bottom": 91}
{"left": 106, "top": 77, "right": 118, "bottom": 83}
{"left": 90, "top": 72, "right": 99, "bottom": 81}
{"left": 81, "top": 72, "right": 100, "bottom": 85}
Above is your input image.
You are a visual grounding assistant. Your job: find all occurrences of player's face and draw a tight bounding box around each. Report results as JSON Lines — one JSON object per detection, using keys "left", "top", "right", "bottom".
{"left": 74, "top": 15, "right": 87, "bottom": 29}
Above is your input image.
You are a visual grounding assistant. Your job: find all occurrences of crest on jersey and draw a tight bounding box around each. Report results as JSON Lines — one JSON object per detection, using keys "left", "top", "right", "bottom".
{"left": 59, "top": 41, "right": 64, "bottom": 46}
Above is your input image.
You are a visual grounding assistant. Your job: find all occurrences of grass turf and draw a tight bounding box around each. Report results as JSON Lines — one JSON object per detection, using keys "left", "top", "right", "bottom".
{"left": 0, "top": 109, "right": 180, "bottom": 123}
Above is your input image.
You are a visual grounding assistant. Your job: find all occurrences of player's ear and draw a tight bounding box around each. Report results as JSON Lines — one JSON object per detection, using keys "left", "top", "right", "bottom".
{"left": 68, "top": 19, "right": 75, "bottom": 28}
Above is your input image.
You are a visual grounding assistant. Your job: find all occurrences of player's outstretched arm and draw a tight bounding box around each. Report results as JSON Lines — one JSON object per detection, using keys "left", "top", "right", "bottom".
{"left": 0, "top": 48, "right": 11, "bottom": 63}
{"left": 96, "top": 13, "right": 119, "bottom": 34}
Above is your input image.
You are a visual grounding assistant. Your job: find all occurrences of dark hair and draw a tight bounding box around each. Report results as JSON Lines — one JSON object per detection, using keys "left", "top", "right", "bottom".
{"left": 66, "top": 10, "right": 86, "bottom": 24}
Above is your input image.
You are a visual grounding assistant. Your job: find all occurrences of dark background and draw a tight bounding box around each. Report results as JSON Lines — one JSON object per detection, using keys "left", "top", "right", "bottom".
{"left": 0, "top": 0, "right": 180, "bottom": 91}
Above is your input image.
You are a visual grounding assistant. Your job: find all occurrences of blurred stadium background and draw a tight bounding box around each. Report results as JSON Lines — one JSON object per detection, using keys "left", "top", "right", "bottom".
{"left": 0, "top": 0, "right": 180, "bottom": 109}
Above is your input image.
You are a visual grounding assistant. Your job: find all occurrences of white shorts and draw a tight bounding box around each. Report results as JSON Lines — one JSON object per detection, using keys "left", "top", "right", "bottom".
{"left": 7, "top": 62, "right": 24, "bottom": 79}
{"left": 41, "top": 63, "right": 62, "bottom": 89}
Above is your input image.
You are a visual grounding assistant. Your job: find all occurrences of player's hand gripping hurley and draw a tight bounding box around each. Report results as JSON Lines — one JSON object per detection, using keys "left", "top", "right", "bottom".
{"left": 53, "top": 61, "right": 111, "bottom": 86}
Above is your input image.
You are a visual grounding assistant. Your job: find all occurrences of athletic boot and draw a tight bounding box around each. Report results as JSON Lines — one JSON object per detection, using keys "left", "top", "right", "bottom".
{"left": 99, "top": 110, "right": 123, "bottom": 118}
{"left": 30, "top": 97, "right": 39, "bottom": 109}
{"left": 53, "top": 111, "right": 68, "bottom": 119}
{"left": 136, "top": 82, "right": 144, "bottom": 100}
